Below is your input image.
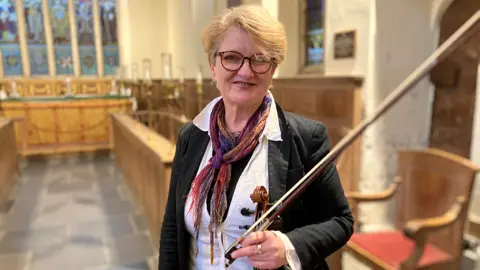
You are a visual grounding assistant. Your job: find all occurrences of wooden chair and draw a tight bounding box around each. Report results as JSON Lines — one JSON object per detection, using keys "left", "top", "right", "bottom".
{"left": 344, "top": 148, "right": 480, "bottom": 270}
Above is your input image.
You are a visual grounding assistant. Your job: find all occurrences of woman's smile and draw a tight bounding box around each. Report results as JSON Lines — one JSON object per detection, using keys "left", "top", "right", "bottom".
{"left": 232, "top": 80, "right": 257, "bottom": 89}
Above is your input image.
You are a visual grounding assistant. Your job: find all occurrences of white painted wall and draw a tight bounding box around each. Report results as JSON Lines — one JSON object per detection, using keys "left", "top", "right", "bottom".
{"left": 470, "top": 63, "right": 480, "bottom": 218}
{"left": 118, "top": 0, "right": 221, "bottom": 79}
{"left": 323, "top": 0, "right": 370, "bottom": 77}
{"left": 277, "top": 0, "right": 301, "bottom": 77}
{"left": 118, "top": 0, "right": 170, "bottom": 78}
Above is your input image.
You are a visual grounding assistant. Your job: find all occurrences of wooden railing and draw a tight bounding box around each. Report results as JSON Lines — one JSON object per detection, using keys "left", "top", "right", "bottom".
{"left": 111, "top": 114, "right": 175, "bottom": 250}
{"left": 0, "top": 118, "right": 19, "bottom": 210}
{"left": 1, "top": 97, "right": 131, "bottom": 156}
{"left": 0, "top": 78, "right": 114, "bottom": 97}
{"left": 130, "top": 110, "right": 189, "bottom": 144}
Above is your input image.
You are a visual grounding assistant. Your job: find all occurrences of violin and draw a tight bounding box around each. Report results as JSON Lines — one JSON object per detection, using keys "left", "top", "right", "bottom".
{"left": 247, "top": 186, "right": 282, "bottom": 270}
{"left": 250, "top": 186, "right": 282, "bottom": 231}
{"left": 224, "top": 10, "right": 480, "bottom": 268}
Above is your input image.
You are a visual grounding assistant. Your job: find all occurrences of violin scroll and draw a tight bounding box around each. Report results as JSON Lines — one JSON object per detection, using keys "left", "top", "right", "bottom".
{"left": 250, "top": 186, "right": 269, "bottom": 204}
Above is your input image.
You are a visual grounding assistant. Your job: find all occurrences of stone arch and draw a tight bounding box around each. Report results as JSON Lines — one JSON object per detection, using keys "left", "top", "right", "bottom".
{"left": 428, "top": 0, "right": 480, "bottom": 158}
{"left": 431, "top": 0, "right": 455, "bottom": 28}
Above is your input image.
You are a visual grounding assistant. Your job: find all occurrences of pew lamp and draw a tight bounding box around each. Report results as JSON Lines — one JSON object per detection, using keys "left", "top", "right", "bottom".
{"left": 161, "top": 52, "right": 172, "bottom": 80}
{"left": 142, "top": 58, "right": 152, "bottom": 86}
{"left": 131, "top": 62, "right": 138, "bottom": 82}
{"left": 0, "top": 85, "right": 7, "bottom": 100}
{"left": 65, "top": 77, "right": 73, "bottom": 97}
{"left": 140, "top": 59, "right": 153, "bottom": 106}
{"left": 110, "top": 78, "right": 118, "bottom": 96}
{"left": 10, "top": 80, "right": 19, "bottom": 98}
{"left": 119, "top": 65, "right": 127, "bottom": 94}
{"left": 175, "top": 67, "right": 186, "bottom": 99}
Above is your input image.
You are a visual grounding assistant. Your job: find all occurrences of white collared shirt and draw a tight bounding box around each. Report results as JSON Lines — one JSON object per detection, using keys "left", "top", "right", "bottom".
{"left": 185, "top": 91, "right": 302, "bottom": 270}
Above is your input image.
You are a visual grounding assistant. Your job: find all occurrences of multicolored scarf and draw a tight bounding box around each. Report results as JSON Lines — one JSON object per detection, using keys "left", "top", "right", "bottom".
{"left": 187, "top": 94, "right": 272, "bottom": 264}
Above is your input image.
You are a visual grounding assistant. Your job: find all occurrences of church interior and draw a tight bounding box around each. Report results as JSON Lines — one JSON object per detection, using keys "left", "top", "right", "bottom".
{"left": 0, "top": 0, "right": 479, "bottom": 269}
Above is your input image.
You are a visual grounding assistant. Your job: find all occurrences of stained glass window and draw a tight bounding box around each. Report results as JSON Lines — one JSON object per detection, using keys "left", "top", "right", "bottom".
{"left": 0, "top": 0, "right": 122, "bottom": 77}
{"left": 24, "top": 0, "right": 48, "bottom": 75}
{"left": 0, "top": 0, "right": 23, "bottom": 76}
{"left": 305, "top": 0, "right": 324, "bottom": 65}
{"left": 75, "top": 0, "right": 96, "bottom": 75}
{"left": 100, "top": 0, "right": 117, "bottom": 76}
{"left": 50, "top": 0, "right": 72, "bottom": 75}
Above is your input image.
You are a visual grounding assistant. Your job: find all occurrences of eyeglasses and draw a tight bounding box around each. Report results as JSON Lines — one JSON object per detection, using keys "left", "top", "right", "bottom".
{"left": 216, "top": 51, "right": 274, "bottom": 74}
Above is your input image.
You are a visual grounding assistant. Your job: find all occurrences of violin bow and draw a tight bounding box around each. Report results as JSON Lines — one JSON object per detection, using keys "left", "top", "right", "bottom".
{"left": 225, "top": 10, "right": 480, "bottom": 268}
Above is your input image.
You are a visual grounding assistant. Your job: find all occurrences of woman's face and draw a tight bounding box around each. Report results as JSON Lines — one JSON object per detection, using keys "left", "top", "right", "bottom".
{"left": 210, "top": 26, "right": 275, "bottom": 109}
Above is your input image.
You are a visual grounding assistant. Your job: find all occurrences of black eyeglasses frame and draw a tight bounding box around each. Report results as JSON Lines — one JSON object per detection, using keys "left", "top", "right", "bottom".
{"left": 215, "top": 51, "right": 276, "bottom": 74}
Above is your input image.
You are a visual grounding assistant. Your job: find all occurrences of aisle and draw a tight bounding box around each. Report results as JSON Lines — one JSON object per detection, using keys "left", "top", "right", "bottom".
{"left": 0, "top": 154, "right": 156, "bottom": 270}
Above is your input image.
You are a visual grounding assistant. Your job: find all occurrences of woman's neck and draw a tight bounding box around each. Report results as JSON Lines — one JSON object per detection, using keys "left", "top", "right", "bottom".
{"left": 224, "top": 101, "right": 261, "bottom": 133}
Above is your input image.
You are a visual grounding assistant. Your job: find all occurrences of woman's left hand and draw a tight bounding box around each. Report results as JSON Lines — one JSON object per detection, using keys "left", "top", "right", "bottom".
{"left": 231, "top": 231, "right": 287, "bottom": 269}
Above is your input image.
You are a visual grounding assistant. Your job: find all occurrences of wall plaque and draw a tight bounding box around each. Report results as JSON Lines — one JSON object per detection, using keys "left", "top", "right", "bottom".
{"left": 334, "top": 30, "right": 356, "bottom": 59}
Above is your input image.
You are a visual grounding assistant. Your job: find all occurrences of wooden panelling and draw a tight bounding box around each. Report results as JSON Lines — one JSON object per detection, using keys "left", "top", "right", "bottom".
{"left": 0, "top": 118, "right": 19, "bottom": 210}
{"left": 125, "top": 76, "right": 363, "bottom": 208}
{"left": 270, "top": 77, "right": 363, "bottom": 195}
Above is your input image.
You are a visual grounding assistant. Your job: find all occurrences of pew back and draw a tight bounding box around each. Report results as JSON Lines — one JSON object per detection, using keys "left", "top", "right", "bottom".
{"left": 111, "top": 114, "right": 175, "bottom": 247}
{"left": 0, "top": 118, "right": 19, "bottom": 210}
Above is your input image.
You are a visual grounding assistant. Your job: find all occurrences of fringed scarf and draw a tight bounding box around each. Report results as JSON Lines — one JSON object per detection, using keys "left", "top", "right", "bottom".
{"left": 187, "top": 94, "right": 272, "bottom": 264}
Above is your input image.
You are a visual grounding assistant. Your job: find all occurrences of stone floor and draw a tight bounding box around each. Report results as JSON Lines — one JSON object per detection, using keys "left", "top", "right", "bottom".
{"left": 0, "top": 154, "right": 156, "bottom": 270}
{"left": 0, "top": 153, "right": 409, "bottom": 270}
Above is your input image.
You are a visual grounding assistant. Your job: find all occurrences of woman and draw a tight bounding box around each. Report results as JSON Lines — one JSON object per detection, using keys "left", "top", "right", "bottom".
{"left": 159, "top": 5, "right": 353, "bottom": 270}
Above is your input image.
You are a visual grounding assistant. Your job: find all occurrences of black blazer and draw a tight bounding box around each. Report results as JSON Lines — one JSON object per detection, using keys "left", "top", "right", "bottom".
{"left": 158, "top": 102, "right": 354, "bottom": 270}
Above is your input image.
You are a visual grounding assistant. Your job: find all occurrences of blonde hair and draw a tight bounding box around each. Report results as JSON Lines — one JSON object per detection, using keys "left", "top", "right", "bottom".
{"left": 201, "top": 5, "right": 287, "bottom": 66}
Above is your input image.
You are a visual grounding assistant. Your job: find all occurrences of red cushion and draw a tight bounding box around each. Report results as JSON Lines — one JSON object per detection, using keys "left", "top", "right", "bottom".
{"left": 349, "top": 231, "right": 452, "bottom": 268}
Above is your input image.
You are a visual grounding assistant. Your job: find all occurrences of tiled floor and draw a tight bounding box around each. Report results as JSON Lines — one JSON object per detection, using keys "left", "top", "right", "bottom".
{"left": 0, "top": 154, "right": 156, "bottom": 270}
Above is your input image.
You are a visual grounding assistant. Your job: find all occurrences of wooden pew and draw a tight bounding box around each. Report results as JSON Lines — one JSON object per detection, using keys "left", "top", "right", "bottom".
{"left": 110, "top": 114, "right": 176, "bottom": 249}
{"left": 468, "top": 215, "right": 480, "bottom": 239}
{"left": 345, "top": 149, "right": 479, "bottom": 270}
{"left": 0, "top": 118, "right": 19, "bottom": 211}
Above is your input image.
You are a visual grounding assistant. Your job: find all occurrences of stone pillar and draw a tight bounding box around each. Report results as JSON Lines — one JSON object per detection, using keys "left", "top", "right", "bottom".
{"left": 358, "top": 0, "right": 437, "bottom": 231}
{"left": 42, "top": 0, "right": 55, "bottom": 76}
{"left": 68, "top": 0, "right": 80, "bottom": 77}
{"left": 277, "top": 0, "right": 300, "bottom": 77}
{"left": 93, "top": 0, "right": 104, "bottom": 77}
{"left": 117, "top": 0, "right": 132, "bottom": 73}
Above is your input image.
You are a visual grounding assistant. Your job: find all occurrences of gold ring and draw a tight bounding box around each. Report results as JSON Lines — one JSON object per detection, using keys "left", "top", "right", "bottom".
{"left": 256, "top": 244, "right": 263, "bottom": 255}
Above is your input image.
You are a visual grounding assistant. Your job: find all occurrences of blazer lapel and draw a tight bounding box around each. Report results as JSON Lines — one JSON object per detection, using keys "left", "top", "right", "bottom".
{"left": 177, "top": 128, "right": 210, "bottom": 214}
{"left": 267, "top": 103, "right": 291, "bottom": 204}
{"left": 176, "top": 126, "right": 210, "bottom": 270}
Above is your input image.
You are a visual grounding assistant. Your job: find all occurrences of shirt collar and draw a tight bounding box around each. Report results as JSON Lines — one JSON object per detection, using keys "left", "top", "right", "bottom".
{"left": 192, "top": 90, "right": 282, "bottom": 142}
